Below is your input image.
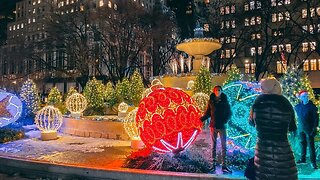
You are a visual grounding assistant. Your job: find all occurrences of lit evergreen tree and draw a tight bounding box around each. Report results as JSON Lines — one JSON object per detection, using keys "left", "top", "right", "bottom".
{"left": 130, "top": 70, "right": 144, "bottom": 106}
{"left": 104, "top": 82, "right": 117, "bottom": 107}
{"left": 279, "top": 66, "right": 302, "bottom": 106}
{"left": 47, "top": 87, "right": 62, "bottom": 106}
{"left": 193, "top": 66, "right": 212, "bottom": 94}
{"left": 115, "top": 78, "right": 131, "bottom": 104}
{"left": 20, "top": 79, "right": 40, "bottom": 117}
{"left": 224, "top": 65, "right": 243, "bottom": 85}
{"left": 83, "top": 77, "right": 105, "bottom": 110}
{"left": 301, "top": 74, "right": 316, "bottom": 102}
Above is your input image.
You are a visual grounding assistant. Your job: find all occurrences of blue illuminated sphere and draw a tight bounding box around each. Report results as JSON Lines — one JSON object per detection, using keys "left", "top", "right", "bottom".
{"left": 0, "top": 91, "right": 23, "bottom": 127}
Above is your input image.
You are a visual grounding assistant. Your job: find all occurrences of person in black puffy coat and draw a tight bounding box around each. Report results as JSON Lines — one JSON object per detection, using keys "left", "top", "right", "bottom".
{"left": 249, "top": 78, "right": 297, "bottom": 180}
{"left": 295, "top": 90, "right": 319, "bottom": 169}
{"left": 201, "top": 85, "right": 232, "bottom": 173}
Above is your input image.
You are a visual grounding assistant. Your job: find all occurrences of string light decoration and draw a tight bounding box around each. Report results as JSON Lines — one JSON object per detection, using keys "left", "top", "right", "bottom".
{"left": 193, "top": 66, "right": 211, "bottom": 94}
{"left": 150, "top": 79, "right": 164, "bottom": 91}
{"left": 191, "top": 92, "right": 209, "bottom": 112}
{"left": 130, "top": 70, "right": 144, "bottom": 106}
{"left": 123, "top": 108, "right": 140, "bottom": 140}
{"left": 35, "top": 105, "right": 63, "bottom": 140}
{"left": 20, "top": 79, "right": 40, "bottom": 117}
{"left": 118, "top": 102, "right": 129, "bottom": 113}
{"left": 142, "top": 88, "right": 152, "bottom": 98}
{"left": 48, "top": 87, "right": 62, "bottom": 105}
{"left": 187, "top": 80, "right": 195, "bottom": 90}
{"left": 65, "top": 93, "right": 87, "bottom": 118}
{"left": 66, "top": 87, "right": 78, "bottom": 99}
{"left": 136, "top": 87, "right": 202, "bottom": 154}
{"left": 279, "top": 66, "right": 302, "bottom": 105}
{"left": 0, "top": 91, "right": 23, "bottom": 127}
{"left": 223, "top": 81, "right": 261, "bottom": 149}
{"left": 83, "top": 77, "right": 105, "bottom": 109}
{"left": 223, "top": 65, "right": 243, "bottom": 85}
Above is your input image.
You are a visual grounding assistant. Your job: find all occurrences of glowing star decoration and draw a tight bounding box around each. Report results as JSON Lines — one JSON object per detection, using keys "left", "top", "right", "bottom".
{"left": 136, "top": 87, "right": 202, "bottom": 154}
{"left": 191, "top": 92, "right": 209, "bottom": 112}
{"left": 35, "top": 105, "right": 63, "bottom": 140}
{"left": 187, "top": 80, "right": 195, "bottom": 90}
{"left": 123, "top": 108, "right": 140, "bottom": 140}
{"left": 118, "top": 102, "right": 129, "bottom": 113}
{"left": 223, "top": 81, "right": 261, "bottom": 149}
{"left": 65, "top": 93, "right": 87, "bottom": 118}
{"left": 0, "top": 92, "right": 23, "bottom": 127}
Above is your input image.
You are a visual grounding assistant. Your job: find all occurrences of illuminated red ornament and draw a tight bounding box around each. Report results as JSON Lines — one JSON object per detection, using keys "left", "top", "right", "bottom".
{"left": 136, "top": 87, "right": 202, "bottom": 153}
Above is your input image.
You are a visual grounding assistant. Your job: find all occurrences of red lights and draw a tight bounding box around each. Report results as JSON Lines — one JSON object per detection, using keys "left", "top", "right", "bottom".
{"left": 136, "top": 87, "right": 202, "bottom": 153}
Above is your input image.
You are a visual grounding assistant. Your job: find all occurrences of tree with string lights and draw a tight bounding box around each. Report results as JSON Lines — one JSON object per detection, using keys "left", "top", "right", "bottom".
{"left": 20, "top": 79, "right": 40, "bottom": 117}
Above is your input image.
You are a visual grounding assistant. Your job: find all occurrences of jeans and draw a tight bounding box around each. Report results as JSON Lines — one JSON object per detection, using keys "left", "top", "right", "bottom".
{"left": 210, "top": 127, "right": 227, "bottom": 166}
{"left": 299, "top": 132, "right": 316, "bottom": 163}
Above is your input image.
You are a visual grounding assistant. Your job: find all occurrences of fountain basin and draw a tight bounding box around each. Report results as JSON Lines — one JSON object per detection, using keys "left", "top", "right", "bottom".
{"left": 176, "top": 39, "right": 222, "bottom": 56}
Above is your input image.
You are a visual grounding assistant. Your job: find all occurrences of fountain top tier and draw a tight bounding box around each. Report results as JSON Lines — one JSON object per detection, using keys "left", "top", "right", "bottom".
{"left": 176, "top": 21, "right": 222, "bottom": 57}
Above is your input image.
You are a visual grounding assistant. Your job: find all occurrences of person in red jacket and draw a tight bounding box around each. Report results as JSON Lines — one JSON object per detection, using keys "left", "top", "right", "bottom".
{"left": 201, "top": 85, "right": 232, "bottom": 173}
{"left": 295, "top": 90, "right": 319, "bottom": 169}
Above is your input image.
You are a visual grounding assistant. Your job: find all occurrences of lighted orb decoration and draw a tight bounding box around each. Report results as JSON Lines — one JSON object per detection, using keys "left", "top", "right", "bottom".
{"left": 0, "top": 91, "right": 23, "bottom": 127}
{"left": 35, "top": 105, "right": 63, "bottom": 140}
{"left": 187, "top": 80, "right": 195, "bottom": 90}
{"left": 118, "top": 102, "right": 129, "bottom": 113}
{"left": 65, "top": 93, "right": 87, "bottom": 114}
{"left": 223, "top": 81, "right": 261, "bottom": 149}
{"left": 123, "top": 108, "right": 140, "bottom": 140}
{"left": 136, "top": 87, "right": 202, "bottom": 153}
{"left": 191, "top": 92, "right": 209, "bottom": 112}
{"left": 142, "top": 88, "right": 152, "bottom": 98}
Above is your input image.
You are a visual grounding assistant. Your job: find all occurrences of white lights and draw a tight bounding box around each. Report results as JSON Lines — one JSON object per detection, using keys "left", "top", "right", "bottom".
{"left": 65, "top": 93, "right": 87, "bottom": 118}
{"left": 118, "top": 102, "right": 128, "bottom": 113}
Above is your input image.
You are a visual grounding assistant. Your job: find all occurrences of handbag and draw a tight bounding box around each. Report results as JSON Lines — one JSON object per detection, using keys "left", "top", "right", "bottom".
{"left": 244, "top": 157, "right": 255, "bottom": 180}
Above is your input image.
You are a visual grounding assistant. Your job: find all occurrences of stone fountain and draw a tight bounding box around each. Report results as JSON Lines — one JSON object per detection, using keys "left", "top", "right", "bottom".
{"left": 156, "top": 22, "right": 226, "bottom": 93}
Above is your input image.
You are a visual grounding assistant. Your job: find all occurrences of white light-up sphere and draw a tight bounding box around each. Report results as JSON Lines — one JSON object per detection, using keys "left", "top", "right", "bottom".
{"left": 187, "top": 80, "right": 195, "bottom": 90}
{"left": 65, "top": 93, "right": 87, "bottom": 118}
{"left": 123, "top": 108, "right": 140, "bottom": 140}
{"left": 192, "top": 92, "right": 210, "bottom": 112}
{"left": 118, "top": 102, "right": 129, "bottom": 113}
{"left": 35, "top": 106, "right": 63, "bottom": 140}
{"left": 142, "top": 88, "right": 152, "bottom": 98}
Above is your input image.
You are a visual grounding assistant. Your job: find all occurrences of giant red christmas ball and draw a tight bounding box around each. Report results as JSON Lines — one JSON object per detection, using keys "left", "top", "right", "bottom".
{"left": 136, "top": 87, "right": 202, "bottom": 153}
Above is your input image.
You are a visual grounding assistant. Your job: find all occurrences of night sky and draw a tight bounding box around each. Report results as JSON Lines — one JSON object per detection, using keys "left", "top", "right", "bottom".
{"left": 0, "top": 0, "right": 21, "bottom": 44}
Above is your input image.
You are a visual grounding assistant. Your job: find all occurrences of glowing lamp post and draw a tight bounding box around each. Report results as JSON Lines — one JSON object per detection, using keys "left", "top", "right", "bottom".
{"left": 123, "top": 108, "right": 145, "bottom": 149}
{"left": 65, "top": 93, "right": 87, "bottom": 119}
{"left": 136, "top": 87, "right": 202, "bottom": 154}
{"left": 118, "top": 102, "right": 128, "bottom": 118}
{"left": 35, "top": 106, "right": 63, "bottom": 141}
{"left": 0, "top": 91, "right": 23, "bottom": 127}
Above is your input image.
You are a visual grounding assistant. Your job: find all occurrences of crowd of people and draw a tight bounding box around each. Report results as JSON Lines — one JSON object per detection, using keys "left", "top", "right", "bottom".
{"left": 201, "top": 77, "right": 319, "bottom": 179}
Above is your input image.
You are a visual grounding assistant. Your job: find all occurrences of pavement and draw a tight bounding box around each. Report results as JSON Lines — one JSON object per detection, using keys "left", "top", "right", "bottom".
{"left": 0, "top": 128, "right": 319, "bottom": 180}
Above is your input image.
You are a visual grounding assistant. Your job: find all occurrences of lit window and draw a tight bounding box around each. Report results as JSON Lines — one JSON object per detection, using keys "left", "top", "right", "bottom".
{"left": 33, "top": 1, "right": 36, "bottom": 5}
{"left": 302, "top": 42, "right": 308, "bottom": 52}
{"left": 231, "top": 36, "right": 236, "bottom": 43}
{"left": 272, "top": 45, "right": 277, "bottom": 53}
{"left": 245, "top": 18, "right": 249, "bottom": 26}
{"left": 256, "top": 33, "right": 261, "bottom": 39}
{"left": 317, "top": 7, "right": 320, "bottom": 16}
{"left": 310, "top": 59, "right": 317, "bottom": 70}
{"left": 302, "top": 9, "right": 307, "bottom": 18}
{"left": 278, "top": 0, "right": 283, "bottom": 5}
{"left": 220, "top": 37, "right": 224, "bottom": 43}
{"left": 310, "top": 42, "right": 316, "bottom": 51}
{"left": 221, "top": 50, "right": 225, "bottom": 58}
{"left": 221, "top": 22, "right": 224, "bottom": 29}
{"left": 302, "top": 25, "right": 308, "bottom": 33}
{"left": 114, "top": 3, "right": 117, "bottom": 10}
{"left": 256, "top": 16, "right": 261, "bottom": 24}
{"left": 250, "top": 47, "right": 256, "bottom": 56}
{"left": 284, "top": 0, "right": 290, "bottom": 5}
{"left": 277, "top": 61, "right": 286, "bottom": 73}
{"left": 99, "top": 0, "right": 104, "bottom": 7}
{"left": 231, "top": 49, "right": 236, "bottom": 57}
{"left": 318, "top": 59, "right": 320, "bottom": 70}
{"left": 251, "top": 34, "right": 256, "bottom": 40}
{"left": 251, "top": 63, "right": 256, "bottom": 73}
{"left": 226, "top": 37, "right": 230, "bottom": 43}
{"left": 220, "top": 7, "right": 224, "bottom": 15}
{"left": 258, "top": 47, "right": 262, "bottom": 55}
{"left": 225, "top": 21, "right": 230, "bottom": 28}
{"left": 245, "top": 63, "right": 250, "bottom": 73}
{"left": 250, "top": 17, "right": 256, "bottom": 25}
{"left": 71, "top": 8, "right": 74, "bottom": 12}
{"left": 310, "top": 25, "right": 314, "bottom": 34}
{"left": 226, "top": 49, "right": 231, "bottom": 58}
{"left": 286, "top": 44, "right": 291, "bottom": 53}
{"left": 272, "top": 13, "right": 277, "bottom": 22}
{"left": 9, "top": 26, "right": 12, "bottom": 31}
{"left": 225, "top": 6, "right": 230, "bottom": 14}
{"left": 244, "top": 3, "right": 249, "bottom": 11}
{"left": 66, "top": 0, "right": 69, "bottom": 5}
{"left": 17, "top": 24, "right": 19, "bottom": 29}
{"left": 13, "top": 25, "right": 15, "bottom": 30}
{"left": 271, "top": 0, "right": 277, "bottom": 7}
{"left": 278, "top": 13, "right": 283, "bottom": 21}
{"left": 231, "top": 5, "right": 236, "bottom": 13}
{"left": 257, "top": 1, "right": 261, "bottom": 9}
{"left": 250, "top": 1, "right": 255, "bottom": 10}
{"left": 285, "top": 11, "right": 290, "bottom": 20}
{"left": 231, "top": 20, "right": 236, "bottom": 28}
{"left": 303, "top": 60, "right": 309, "bottom": 71}
{"left": 108, "top": 1, "right": 112, "bottom": 8}
{"left": 204, "top": 24, "right": 209, "bottom": 31}
{"left": 38, "top": 0, "right": 41, "bottom": 3}
{"left": 310, "top": 8, "right": 315, "bottom": 17}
